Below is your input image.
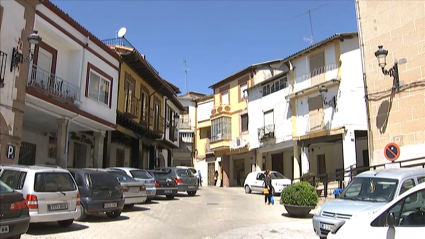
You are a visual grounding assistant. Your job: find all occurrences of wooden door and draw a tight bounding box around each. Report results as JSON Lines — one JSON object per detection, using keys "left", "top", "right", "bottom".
{"left": 317, "top": 154, "right": 326, "bottom": 175}
{"left": 208, "top": 162, "right": 215, "bottom": 186}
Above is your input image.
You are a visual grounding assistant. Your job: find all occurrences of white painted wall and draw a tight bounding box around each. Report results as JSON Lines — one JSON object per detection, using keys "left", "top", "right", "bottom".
{"left": 164, "top": 98, "right": 180, "bottom": 148}
{"left": 33, "top": 5, "right": 120, "bottom": 126}
{"left": 197, "top": 99, "right": 213, "bottom": 122}
{"left": 179, "top": 99, "right": 196, "bottom": 130}
{"left": 248, "top": 83, "right": 293, "bottom": 149}
{"left": 0, "top": 0, "right": 26, "bottom": 136}
{"left": 252, "top": 64, "right": 288, "bottom": 86}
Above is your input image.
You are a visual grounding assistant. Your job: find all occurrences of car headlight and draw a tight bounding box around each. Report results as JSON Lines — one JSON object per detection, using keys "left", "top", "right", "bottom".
{"left": 314, "top": 205, "right": 322, "bottom": 216}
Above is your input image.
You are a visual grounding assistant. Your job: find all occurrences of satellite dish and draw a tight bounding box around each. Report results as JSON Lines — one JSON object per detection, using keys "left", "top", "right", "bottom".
{"left": 117, "top": 27, "right": 127, "bottom": 38}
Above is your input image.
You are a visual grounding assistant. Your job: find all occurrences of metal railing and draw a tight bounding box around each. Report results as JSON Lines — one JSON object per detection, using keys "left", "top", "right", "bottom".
{"left": 211, "top": 133, "right": 231, "bottom": 142}
{"left": 258, "top": 124, "right": 275, "bottom": 140}
{"left": 293, "top": 63, "right": 339, "bottom": 92}
{"left": 124, "top": 93, "right": 139, "bottom": 117}
{"left": 0, "top": 51, "right": 7, "bottom": 84}
{"left": 295, "top": 157, "right": 425, "bottom": 198}
{"left": 180, "top": 117, "right": 191, "bottom": 129}
{"left": 27, "top": 64, "right": 80, "bottom": 106}
{"left": 102, "top": 37, "right": 135, "bottom": 49}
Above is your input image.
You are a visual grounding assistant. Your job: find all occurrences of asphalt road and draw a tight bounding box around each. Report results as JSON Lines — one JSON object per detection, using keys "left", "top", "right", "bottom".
{"left": 21, "top": 187, "right": 318, "bottom": 239}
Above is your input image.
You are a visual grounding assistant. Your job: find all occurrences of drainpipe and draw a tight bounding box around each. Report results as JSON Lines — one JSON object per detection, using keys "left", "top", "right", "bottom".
{"left": 64, "top": 115, "right": 80, "bottom": 167}
{"left": 355, "top": 0, "right": 374, "bottom": 163}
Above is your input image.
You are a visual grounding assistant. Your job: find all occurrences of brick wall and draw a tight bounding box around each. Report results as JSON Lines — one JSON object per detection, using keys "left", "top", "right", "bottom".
{"left": 358, "top": 1, "right": 425, "bottom": 164}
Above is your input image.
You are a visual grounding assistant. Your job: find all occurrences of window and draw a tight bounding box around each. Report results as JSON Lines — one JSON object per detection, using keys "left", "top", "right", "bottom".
{"left": 309, "top": 52, "right": 325, "bottom": 76}
{"left": 240, "top": 83, "right": 248, "bottom": 101}
{"left": 88, "top": 70, "right": 111, "bottom": 105}
{"left": 34, "top": 172, "right": 77, "bottom": 192}
{"left": 183, "top": 106, "right": 189, "bottom": 114}
{"left": 88, "top": 173, "right": 120, "bottom": 189}
{"left": 0, "top": 170, "right": 26, "bottom": 190}
{"left": 154, "top": 103, "right": 160, "bottom": 130}
{"left": 241, "top": 113, "right": 248, "bottom": 133}
{"left": 130, "top": 170, "right": 153, "bottom": 179}
{"left": 0, "top": 6, "right": 4, "bottom": 33}
{"left": 211, "top": 117, "right": 231, "bottom": 142}
{"left": 124, "top": 73, "right": 135, "bottom": 113}
{"left": 400, "top": 179, "right": 416, "bottom": 196}
{"left": 0, "top": 180, "right": 13, "bottom": 193}
{"left": 262, "top": 77, "right": 288, "bottom": 97}
{"left": 140, "top": 92, "right": 148, "bottom": 122}
{"left": 221, "top": 91, "right": 229, "bottom": 105}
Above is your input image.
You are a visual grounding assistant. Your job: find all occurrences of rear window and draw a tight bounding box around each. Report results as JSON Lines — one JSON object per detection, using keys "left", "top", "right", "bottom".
{"left": 0, "top": 180, "right": 14, "bottom": 193}
{"left": 89, "top": 173, "right": 120, "bottom": 188}
{"left": 130, "top": 170, "right": 153, "bottom": 179}
{"left": 113, "top": 174, "right": 137, "bottom": 183}
{"left": 34, "top": 172, "right": 77, "bottom": 192}
{"left": 0, "top": 170, "right": 27, "bottom": 190}
{"left": 176, "top": 169, "right": 193, "bottom": 177}
{"left": 152, "top": 172, "right": 172, "bottom": 180}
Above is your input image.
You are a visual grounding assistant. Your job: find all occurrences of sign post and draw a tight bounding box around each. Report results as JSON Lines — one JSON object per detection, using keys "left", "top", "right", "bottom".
{"left": 384, "top": 142, "right": 400, "bottom": 169}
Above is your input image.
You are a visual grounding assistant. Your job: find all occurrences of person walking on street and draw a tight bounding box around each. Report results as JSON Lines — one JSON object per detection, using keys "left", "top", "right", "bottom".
{"left": 213, "top": 170, "right": 218, "bottom": 186}
{"left": 198, "top": 170, "right": 203, "bottom": 187}
{"left": 264, "top": 170, "right": 272, "bottom": 205}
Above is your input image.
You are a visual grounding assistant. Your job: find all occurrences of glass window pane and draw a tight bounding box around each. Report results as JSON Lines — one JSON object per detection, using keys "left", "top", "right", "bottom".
{"left": 221, "top": 92, "right": 229, "bottom": 104}
{"left": 100, "top": 78, "right": 110, "bottom": 105}
{"left": 89, "top": 72, "right": 100, "bottom": 100}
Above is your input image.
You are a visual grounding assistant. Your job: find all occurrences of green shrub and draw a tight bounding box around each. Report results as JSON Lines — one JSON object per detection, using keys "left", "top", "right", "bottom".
{"left": 280, "top": 181, "right": 319, "bottom": 207}
{"left": 301, "top": 172, "right": 318, "bottom": 188}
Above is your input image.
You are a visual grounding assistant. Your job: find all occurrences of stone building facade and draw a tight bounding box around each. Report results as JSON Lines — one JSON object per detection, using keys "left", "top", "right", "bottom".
{"left": 356, "top": 1, "right": 425, "bottom": 164}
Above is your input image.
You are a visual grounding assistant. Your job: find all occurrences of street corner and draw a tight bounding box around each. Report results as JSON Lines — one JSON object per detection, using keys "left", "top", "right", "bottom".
{"left": 214, "top": 221, "right": 317, "bottom": 239}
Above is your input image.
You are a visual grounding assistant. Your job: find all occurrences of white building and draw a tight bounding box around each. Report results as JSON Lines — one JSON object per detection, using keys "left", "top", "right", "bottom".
{"left": 21, "top": 1, "right": 120, "bottom": 168}
{"left": 0, "top": 0, "right": 39, "bottom": 164}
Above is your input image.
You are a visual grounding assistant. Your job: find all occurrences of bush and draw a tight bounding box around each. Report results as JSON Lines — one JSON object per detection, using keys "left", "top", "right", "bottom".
{"left": 301, "top": 172, "right": 318, "bottom": 188}
{"left": 280, "top": 181, "right": 319, "bottom": 207}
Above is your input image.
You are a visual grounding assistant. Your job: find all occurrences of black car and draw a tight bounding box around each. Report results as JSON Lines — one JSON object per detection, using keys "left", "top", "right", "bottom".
{"left": 147, "top": 170, "right": 178, "bottom": 200}
{"left": 68, "top": 169, "right": 125, "bottom": 221}
{"left": 0, "top": 180, "right": 30, "bottom": 239}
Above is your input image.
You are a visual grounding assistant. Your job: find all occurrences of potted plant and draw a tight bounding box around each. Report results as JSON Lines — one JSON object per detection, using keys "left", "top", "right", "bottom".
{"left": 302, "top": 172, "right": 322, "bottom": 196}
{"left": 280, "top": 181, "right": 319, "bottom": 218}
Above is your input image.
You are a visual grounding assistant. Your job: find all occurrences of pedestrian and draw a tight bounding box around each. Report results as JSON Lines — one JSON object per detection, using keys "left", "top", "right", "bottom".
{"left": 198, "top": 170, "right": 202, "bottom": 187}
{"left": 213, "top": 170, "right": 218, "bottom": 186}
{"left": 263, "top": 170, "right": 272, "bottom": 205}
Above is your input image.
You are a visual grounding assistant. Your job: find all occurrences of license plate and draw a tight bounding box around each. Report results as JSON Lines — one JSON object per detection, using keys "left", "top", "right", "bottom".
{"left": 129, "top": 187, "right": 139, "bottom": 193}
{"left": 320, "top": 223, "right": 334, "bottom": 231}
{"left": 48, "top": 203, "right": 68, "bottom": 211}
{"left": 0, "top": 226, "right": 9, "bottom": 234}
{"left": 188, "top": 185, "right": 196, "bottom": 188}
{"left": 164, "top": 190, "right": 172, "bottom": 193}
{"left": 104, "top": 202, "right": 118, "bottom": 208}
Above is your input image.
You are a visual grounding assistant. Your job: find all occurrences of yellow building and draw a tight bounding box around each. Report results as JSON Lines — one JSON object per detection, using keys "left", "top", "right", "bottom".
{"left": 208, "top": 69, "right": 253, "bottom": 187}
{"left": 103, "top": 38, "right": 185, "bottom": 169}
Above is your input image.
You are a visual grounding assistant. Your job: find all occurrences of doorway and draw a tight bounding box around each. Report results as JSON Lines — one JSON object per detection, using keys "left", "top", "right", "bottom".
{"left": 271, "top": 153, "right": 284, "bottom": 174}
{"left": 317, "top": 154, "right": 326, "bottom": 175}
{"left": 73, "top": 142, "right": 87, "bottom": 168}
{"left": 208, "top": 162, "right": 215, "bottom": 186}
{"left": 19, "top": 142, "right": 36, "bottom": 165}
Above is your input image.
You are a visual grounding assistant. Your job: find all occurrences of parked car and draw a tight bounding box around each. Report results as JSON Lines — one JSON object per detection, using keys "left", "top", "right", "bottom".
{"left": 176, "top": 166, "right": 198, "bottom": 180}
{"left": 156, "top": 167, "right": 198, "bottom": 196}
{"left": 68, "top": 169, "right": 125, "bottom": 221}
{"left": 244, "top": 171, "right": 292, "bottom": 195}
{"left": 312, "top": 168, "right": 425, "bottom": 239}
{"left": 147, "top": 170, "right": 178, "bottom": 200}
{"left": 0, "top": 180, "right": 30, "bottom": 239}
{"left": 83, "top": 168, "right": 147, "bottom": 208}
{"left": 108, "top": 167, "right": 156, "bottom": 202}
{"left": 327, "top": 181, "right": 425, "bottom": 239}
{"left": 0, "top": 165, "right": 80, "bottom": 227}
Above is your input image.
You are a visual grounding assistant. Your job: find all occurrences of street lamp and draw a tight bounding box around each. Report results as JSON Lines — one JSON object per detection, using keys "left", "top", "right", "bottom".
{"left": 374, "top": 45, "right": 400, "bottom": 89}
{"left": 10, "top": 30, "right": 42, "bottom": 72}
{"left": 319, "top": 85, "right": 336, "bottom": 108}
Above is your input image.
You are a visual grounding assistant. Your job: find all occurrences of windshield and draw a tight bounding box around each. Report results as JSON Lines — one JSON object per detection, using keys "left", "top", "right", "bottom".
{"left": 341, "top": 177, "right": 398, "bottom": 202}
{"left": 130, "top": 170, "right": 153, "bottom": 179}
{"left": 152, "top": 172, "right": 173, "bottom": 180}
{"left": 271, "top": 172, "right": 287, "bottom": 179}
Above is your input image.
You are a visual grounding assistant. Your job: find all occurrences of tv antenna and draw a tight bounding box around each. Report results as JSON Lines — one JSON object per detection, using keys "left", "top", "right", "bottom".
{"left": 292, "top": 4, "right": 328, "bottom": 44}
{"left": 182, "top": 60, "right": 189, "bottom": 94}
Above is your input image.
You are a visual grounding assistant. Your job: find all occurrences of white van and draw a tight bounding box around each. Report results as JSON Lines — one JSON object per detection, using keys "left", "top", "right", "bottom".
{"left": 0, "top": 165, "right": 80, "bottom": 227}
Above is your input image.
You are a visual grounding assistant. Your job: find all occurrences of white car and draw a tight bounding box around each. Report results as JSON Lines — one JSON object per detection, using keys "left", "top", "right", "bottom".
{"left": 244, "top": 171, "right": 292, "bottom": 195}
{"left": 0, "top": 165, "right": 80, "bottom": 226}
{"left": 328, "top": 182, "right": 425, "bottom": 239}
{"left": 109, "top": 167, "right": 156, "bottom": 202}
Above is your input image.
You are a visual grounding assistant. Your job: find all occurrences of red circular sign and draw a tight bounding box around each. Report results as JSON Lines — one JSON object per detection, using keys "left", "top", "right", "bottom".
{"left": 384, "top": 143, "right": 400, "bottom": 162}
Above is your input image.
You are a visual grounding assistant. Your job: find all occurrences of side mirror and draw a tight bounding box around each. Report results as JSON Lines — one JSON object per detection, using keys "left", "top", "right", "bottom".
{"left": 387, "top": 212, "right": 396, "bottom": 227}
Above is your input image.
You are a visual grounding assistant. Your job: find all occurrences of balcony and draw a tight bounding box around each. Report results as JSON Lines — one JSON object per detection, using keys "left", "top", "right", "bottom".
{"left": 124, "top": 94, "right": 139, "bottom": 118}
{"left": 258, "top": 124, "right": 275, "bottom": 141}
{"left": 205, "top": 138, "right": 214, "bottom": 155}
{"left": 102, "top": 38, "right": 135, "bottom": 49}
{"left": 210, "top": 104, "right": 232, "bottom": 119}
{"left": 27, "top": 64, "right": 81, "bottom": 107}
{"left": 179, "top": 117, "right": 191, "bottom": 129}
{"left": 291, "top": 63, "right": 340, "bottom": 94}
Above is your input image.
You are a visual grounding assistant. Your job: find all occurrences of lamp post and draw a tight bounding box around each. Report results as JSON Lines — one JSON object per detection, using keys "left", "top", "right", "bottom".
{"left": 10, "top": 30, "right": 42, "bottom": 72}
{"left": 374, "top": 45, "right": 400, "bottom": 89}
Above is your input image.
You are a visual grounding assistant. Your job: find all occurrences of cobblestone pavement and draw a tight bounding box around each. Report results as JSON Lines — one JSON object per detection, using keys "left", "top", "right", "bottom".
{"left": 21, "top": 187, "right": 320, "bottom": 239}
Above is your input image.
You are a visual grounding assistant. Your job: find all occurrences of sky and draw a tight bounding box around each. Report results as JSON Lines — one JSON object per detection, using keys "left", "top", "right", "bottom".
{"left": 52, "top": 0, "right": 358, "bottom": 95}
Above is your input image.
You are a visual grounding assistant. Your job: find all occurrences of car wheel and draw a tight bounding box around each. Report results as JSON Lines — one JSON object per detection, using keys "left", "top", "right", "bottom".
{"left": 166, "top": 195, "right": 175, "bottom": 200}
{"left": 187, "top": 191, "right": 196, "bottom": 196}
{"left": 145, "top": 198, "right": 152, "bottom": 203}
{"left": 244, "top": 185, "right": 251, "bottom": 194}
{"left": 76, "top": 205, "right": 87, "bottom": 221}
{"left": 320, "top": 237, "right": 326, "bottom": 239}
{"left": 57, "top": 219, "right": 74, "bottom": 227}
{"left": 106, "top": 210, "right": 121, "bottom": 218}
{"left": 124, "top": 204, "right": 134, "bottom": 209}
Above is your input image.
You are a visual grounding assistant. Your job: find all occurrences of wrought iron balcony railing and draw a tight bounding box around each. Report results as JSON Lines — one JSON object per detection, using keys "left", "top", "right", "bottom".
{"left": 124, "top": 93, "right": 139, "bottom": 118}
{"left": 27, "top": 64, "right": 81, "bottom": 107}
{"left": 0, "top": 51, "right": 7, "bottom": 85}
{"left": 293, "top": 63, "right": 339, "bottom": 92}
{"left": 258, "top": 124, "right": 275, "bottom": 141}
{"left": 210, "top": 133, "right": 231, "bottom": 143}
{"left": 102, "top": 37, "right": 135, "bottom": 49}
